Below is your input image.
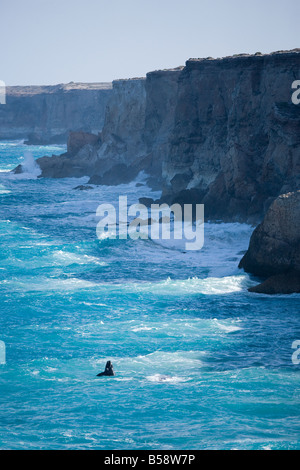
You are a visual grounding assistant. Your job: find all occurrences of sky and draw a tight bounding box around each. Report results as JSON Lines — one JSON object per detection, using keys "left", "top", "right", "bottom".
{"left": 1, "top": 0, "right": 299, "bottom": 85}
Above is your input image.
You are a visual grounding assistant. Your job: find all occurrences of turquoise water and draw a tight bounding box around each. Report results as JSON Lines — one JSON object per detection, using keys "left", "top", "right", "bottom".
{"left": 0, "top": 141, "right": 299, "bottom": 450}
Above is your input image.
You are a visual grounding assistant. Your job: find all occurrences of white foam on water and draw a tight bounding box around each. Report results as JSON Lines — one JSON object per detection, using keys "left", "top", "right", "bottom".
{"left": 0, "top": 184, "right": 11, "bottom": 194}
{"left": 213, "top": 319, "right": 243, "bottom": 333}
{"left": 115, "top": 274, "right": 255, "bottom": 296}
{"left": 114, "top": 377, "right": 134, "bottom": 382}
{"left": 131, "top": 326, "right": 156, "bottom": 332}
{"left": 82, "top": 302, "right": 107, "bottom": 308}
{"left": 0, "top": 140, "right": 25, "bottom": 147}
{"left": 93, "top": 350, "right": 204, "bottom": 382}
{"left": 15, "top": 150, "right": 41, "bottom": 178}
{"left": 52, "top": 250, "right": 107, "bottom": 267}
{"left": 146, "top": 374, "right": 188, "bottom": 384}
{"left": 3, "top": 276, "right": 96, "bottom": 292}
{"left": 135, "top": 350, "right": 204, "bottom": 367}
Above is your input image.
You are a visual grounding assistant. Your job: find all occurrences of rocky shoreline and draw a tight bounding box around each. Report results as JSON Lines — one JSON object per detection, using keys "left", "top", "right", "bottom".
{"left": 10, "top": 50, "right": 300, "bottom": 293}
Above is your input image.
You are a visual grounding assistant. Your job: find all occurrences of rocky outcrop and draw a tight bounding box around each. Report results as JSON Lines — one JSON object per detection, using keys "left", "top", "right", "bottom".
{"left": 33, "top": 78, "right": 150, "bottom": 182}
{"left": 239, "top": 191, "right": 300, "bottom": 294}
{"left": 0, "top": 82, "right": 112, "bottom": 143}
{"left": 67, "top": 131, "right": 100, "bottom": 156}
{"left": 13, "top": 130, "right": 103, "bottom": 178}
{"left": 29, "top": 70, "right": 183, "bottom": 182}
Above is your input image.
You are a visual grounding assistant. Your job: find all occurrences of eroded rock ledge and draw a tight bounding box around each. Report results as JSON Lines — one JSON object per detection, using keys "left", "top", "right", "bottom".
{"left": 239, "top": 191, "right": 300, "bottom": 294}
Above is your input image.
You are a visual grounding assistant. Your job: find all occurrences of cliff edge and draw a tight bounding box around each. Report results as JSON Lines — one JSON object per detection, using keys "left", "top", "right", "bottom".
{"left": 0, "top": 82, "right": 112, "bottom": 144}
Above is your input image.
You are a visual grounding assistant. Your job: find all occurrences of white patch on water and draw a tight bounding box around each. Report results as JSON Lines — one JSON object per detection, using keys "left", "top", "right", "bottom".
{"left": 0, "top": 184, "right": 11, "bottom": 194}
{"left": 15, "top": 150, "right": 41, "bottom": 178}
{"left": 52, "top": 250, "right": 107, "bottom": 267}
{"left": 119, "top": 275, "right": 255, "bottom": 296}
{"left": 146, "top": 374, "right": 188, "bottom": 384}
{"left": 213, "top": 319, "right": 243, "bottom": 333}
{"left": 136, "top": 350, "right": 204, "bottom": 362}
{"left": 0, "top": 140, "right": 25, "bottom": 147}
{"left": 3, "top": 276, "right": 96, "bottom": 292}
{"left": 82, "top": 302, "right": 107, "bottom": 308}
{"left": 114, "top": 377, "right": 134, "bottom": 382}
{"left": 131, "top": 326, "right": 156, "bottom": 332}
{"left": 4, "top": 273, "right": 253, "bottom": 297}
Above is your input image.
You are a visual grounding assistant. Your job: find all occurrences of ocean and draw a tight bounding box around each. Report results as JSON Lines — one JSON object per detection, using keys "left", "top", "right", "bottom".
{"left": 0, "top": 141, "right": 299, "bottom": 450}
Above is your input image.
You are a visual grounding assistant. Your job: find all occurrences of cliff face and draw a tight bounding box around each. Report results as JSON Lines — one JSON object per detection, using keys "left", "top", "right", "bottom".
{"left": 0, "top": 83, "right": 112, "bottom": 143}
{"left": 143, "top": 68, "right": 183, "bottom": 180}
{"left": 89, "top": 78, "right": 148, "bottom": 183}
{"left": 35, "top": 70, "right": 183, "bottom": 184}
{"left": 89, "top": 70, "right": 183, "bottom": 185}
{"left": 15, "top": 50, "right": 300, "bottom": 223}
{"left": 162, "top": 52, "right": 300, "bottom": 221}
{"left": 239, "top": 191, "right": 300, "bottom": 294}
{"left": 33, "top": 79, "right": 148, "bottom": 180}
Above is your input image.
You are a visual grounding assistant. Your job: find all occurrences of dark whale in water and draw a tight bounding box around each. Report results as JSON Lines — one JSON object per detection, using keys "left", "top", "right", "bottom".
{"left": 97, "top": 360, "right": 115, "bottom": 377}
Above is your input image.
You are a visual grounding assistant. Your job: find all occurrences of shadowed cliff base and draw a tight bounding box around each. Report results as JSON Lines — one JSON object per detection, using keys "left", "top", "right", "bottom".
{"left": 248, "top": 271, "right": 300, "bottom": 295}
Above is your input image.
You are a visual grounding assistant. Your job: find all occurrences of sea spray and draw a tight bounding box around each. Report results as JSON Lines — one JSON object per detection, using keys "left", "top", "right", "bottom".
{"left": 20, "top": 150, "right": 41, "bottom": 177}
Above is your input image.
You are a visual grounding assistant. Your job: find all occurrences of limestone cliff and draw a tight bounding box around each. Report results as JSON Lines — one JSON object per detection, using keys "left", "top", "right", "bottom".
{"left": 143, "top": 67, "right": 183, "bottom": 181}
{"left": 162, "top": 51, "right": 300, "bottom": 222}
{"left": 34, "top": 69, "right": 183, "bottom": 184}
{"left": 89, "top": 78, "right": 148, "bottom": 184}
{"left": 14, "top": 50, "right": 300, "bottom": 223}
{"left": 0, "top": 82, "right": 112, "bottom": 143}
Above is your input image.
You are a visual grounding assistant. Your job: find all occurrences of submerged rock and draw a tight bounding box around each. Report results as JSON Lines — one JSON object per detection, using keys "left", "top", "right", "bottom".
{"left": 73, "top": 185, "right": 93, "bottom": 191}
{"left": 239, "top": 191, "right": 300, "bottom": 294}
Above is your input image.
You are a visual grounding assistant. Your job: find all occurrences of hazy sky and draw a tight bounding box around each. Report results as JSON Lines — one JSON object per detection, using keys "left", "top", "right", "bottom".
{"left": 1, "top": 0, "right": 299, "bottom": 85}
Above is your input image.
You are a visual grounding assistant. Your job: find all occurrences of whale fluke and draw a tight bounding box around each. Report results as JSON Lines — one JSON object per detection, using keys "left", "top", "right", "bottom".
{"left": 97, "top": 360, "right": 115, "bottom": 377}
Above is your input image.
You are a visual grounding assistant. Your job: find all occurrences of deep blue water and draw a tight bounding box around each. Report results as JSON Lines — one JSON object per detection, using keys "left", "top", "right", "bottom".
{"left": 0, "top": 141, "right": 299, "bottom": 450}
